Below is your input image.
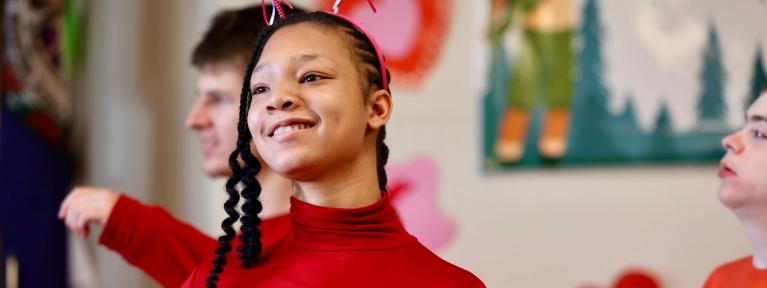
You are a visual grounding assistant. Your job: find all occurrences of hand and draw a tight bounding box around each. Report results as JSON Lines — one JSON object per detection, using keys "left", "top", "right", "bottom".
{"left": 58, "top": 187, "right": 120, "bottom": 238}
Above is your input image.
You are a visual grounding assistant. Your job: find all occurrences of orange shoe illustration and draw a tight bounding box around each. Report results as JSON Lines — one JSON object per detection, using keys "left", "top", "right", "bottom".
{"left": 495, "top": 109, "right": 530, "bottom": 162}
{"left": 539, "top": 108, "right": 570, "bottom": 159}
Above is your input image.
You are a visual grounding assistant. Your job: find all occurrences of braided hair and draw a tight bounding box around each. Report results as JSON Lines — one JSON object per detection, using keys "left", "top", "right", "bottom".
{"left": 205, "top": 12, "right": 392, "bottom": 287}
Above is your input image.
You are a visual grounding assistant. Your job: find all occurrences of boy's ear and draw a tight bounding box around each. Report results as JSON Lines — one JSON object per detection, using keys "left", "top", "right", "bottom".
{"left": 367, "top": 89, "right": 392, "bottom": 130}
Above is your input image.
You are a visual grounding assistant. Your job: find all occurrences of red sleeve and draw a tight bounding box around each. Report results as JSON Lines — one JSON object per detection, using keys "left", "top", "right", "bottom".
{"left": 180, "top": 265, "right": 202, "bottom": 288}
{"left": 99, "top": 195, "right": 217, "bottom": 287}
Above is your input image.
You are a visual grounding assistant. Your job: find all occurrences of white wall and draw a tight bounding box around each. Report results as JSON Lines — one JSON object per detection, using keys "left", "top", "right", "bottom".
{"left": 73, "top": 1, "right": 209, "bottom": 287}
{"left": 72, "top": 0, "right": 753, "bottom": 287}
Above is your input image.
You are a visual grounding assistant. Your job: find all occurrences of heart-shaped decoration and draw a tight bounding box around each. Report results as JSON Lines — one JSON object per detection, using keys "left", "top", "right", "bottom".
{"left": 385, "top": 156, "right": 455, "bottom": 251}
{"left": 316, "top": 0, "right": 452, "bottom": 90}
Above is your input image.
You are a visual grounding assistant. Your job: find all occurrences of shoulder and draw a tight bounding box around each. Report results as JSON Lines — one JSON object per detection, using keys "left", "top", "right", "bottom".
{"left": 704, "top": 255, "right": 753, "bottom": 287}
{"left": 711, "top": 255, "right": 753, "bottom": 275}
{"left": 431, "top": 258, "right": 485, "bottom": 287}
{"left": 398, "top": 243, "right": 485, "bottom": 287}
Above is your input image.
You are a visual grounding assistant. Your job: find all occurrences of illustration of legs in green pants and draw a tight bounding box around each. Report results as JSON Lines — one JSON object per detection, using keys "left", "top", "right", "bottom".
{"left": 495, "top": 29, "right": 574, "bottom": 162}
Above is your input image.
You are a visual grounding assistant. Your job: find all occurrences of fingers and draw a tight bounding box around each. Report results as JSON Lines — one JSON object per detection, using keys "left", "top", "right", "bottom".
{"left": 58, "top": 186, "right": 119, "bottom": 238}
{"left": 59, "top": 186, "right": 93, "bottom": 220}
{"left": 65, "top": 200, "right": 85, "bottom": 237}
{"left": 67, "top": 204, "right": 99, "bottom": 238}
{"left": 64, "top": 203, "right": 80, "bottom": 236}
{"left": 74, "top": 206, "right": 96, "bottom": 237}
{"left": 58, "top": 189, "right": 75, "bottom": 219}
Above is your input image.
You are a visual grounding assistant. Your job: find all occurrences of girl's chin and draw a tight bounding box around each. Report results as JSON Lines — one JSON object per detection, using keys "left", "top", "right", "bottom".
{"left": 270, "top": 162, "right": 318, "bottom": 182}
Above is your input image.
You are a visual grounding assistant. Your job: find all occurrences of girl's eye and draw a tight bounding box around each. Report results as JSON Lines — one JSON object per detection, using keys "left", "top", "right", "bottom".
{"left": 253, "top": 86, "right": 269, "bottom": 95}
{"left": 301, "top": 73, "right": 323, "bottom": 83}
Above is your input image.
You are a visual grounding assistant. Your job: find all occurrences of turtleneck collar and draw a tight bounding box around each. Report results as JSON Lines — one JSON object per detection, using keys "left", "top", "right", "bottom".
{"left": 287, "top": 192, "right": 417, "bottom": 251}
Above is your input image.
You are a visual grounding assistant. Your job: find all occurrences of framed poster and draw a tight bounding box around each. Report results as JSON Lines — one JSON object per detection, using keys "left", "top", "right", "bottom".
{"left": 483, "top": 0, "right": 767, "bottom": 169}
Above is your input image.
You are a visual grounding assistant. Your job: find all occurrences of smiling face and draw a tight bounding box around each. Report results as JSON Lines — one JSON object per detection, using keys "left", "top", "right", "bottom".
{"left": 247, "top": 22, "right": 389, "bottom": 182}
{"left": 718, "top": 93, "right": 767, "bottom": 211}
{"left": 186, "top": 60, "right": 243, "bottom": 177}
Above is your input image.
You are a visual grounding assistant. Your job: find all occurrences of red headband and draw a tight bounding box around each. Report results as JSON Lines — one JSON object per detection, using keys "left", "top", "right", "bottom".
{"left": 262, "top": 0, "right": 294, "bottom": 25}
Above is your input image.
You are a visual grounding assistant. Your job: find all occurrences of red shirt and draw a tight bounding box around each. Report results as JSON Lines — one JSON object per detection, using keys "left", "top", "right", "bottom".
{"left": 99, "top": 195, "right": 291, "bottom": 287}
{"left": 704, "top": 256, "right": 767, "bottom": 288}
{"left": 182, "top": 194, "right": 484, "bottom": 287}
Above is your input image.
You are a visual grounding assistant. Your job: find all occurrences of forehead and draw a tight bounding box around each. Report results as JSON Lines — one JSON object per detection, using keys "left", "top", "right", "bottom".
{"left": 199, "top": 61, "right": 243, "bottom": 77}
{"left": 747, "top": 93, "right": 767, "bottom": 119}
{"left": 255, "top": 23, "right": 350, "bottom": 70}
{"left": 197, "top": 62, "right": 243, "bottom": 85}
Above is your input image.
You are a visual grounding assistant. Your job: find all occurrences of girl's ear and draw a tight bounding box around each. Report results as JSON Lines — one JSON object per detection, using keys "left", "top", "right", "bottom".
{"left": 367, "top": 89, "right": 392, "bottom": 130}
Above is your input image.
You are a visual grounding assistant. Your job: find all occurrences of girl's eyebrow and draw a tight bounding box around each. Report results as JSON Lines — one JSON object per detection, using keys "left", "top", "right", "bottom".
{"left": 291, "top": 53, "right": 322, "bottom": 65}
{"left": 291, "top": 54, "right": 336, "bottom": 73}
{"left": 253, "top": 63, "right": 272, "bottom": 75}
{"left": 253, "top": 54, "right": 333, "bottom": 75}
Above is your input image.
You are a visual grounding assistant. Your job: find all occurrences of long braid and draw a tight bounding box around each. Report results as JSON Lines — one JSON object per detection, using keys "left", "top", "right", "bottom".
{"left": 205, "top": 148, "right": 242, "bottom": 287}
{"left": 237, "top": 155, "right": 263, "bottom": 267}
{"left": 236, "top": 59, "right": 264, "bottom": 268}
{"left": 233, "top": 22, "right": 286, "bottom": 269}
{"left": 205, "top": 50, "right": 262, "bottom": 286}
{"left": 375, "top": 126, "right": 389, "bottom": 191}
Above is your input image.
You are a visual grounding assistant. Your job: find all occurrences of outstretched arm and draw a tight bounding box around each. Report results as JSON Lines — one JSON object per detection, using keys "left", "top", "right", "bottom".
{"left": 59, "top": 187, "right": 217, "bottom": 287}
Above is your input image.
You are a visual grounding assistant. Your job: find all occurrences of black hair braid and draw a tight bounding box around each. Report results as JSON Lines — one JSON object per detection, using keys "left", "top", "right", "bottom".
{"left": 204, "top": 149, "right": 242, "bottom": 287}
{"left": 205, "top": 20, "right": 280, "bottom": 287}
{"left": 375, "top": 126, "right": 389, "bottom": 191}
{"left": 237, "top": 150, "right": 262, "bottom": 267}
{"left": 236, "top": 109, "right": 263, "bottom": 268}
{"left": 234, "top": 21, "right": 280, "bottom": 269}
{"left": 237, "top": 157, "right": 263, "bottom": 268}
{"left": 206, "top": 55, "right": 260, "bottom": 288}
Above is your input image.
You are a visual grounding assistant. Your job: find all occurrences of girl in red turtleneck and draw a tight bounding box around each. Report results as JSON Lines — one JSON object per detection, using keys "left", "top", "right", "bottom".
{"left": 182, "top": 9, "right": 484, "bottom": 288}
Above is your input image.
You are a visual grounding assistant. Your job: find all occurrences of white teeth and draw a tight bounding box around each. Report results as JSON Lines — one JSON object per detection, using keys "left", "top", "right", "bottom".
{"left": 273, "top": 124, "right": 310, "bottom": 136}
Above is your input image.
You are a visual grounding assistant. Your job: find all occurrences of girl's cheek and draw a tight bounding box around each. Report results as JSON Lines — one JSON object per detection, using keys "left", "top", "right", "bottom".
{"left": 247, "top": 114, "right": 259, "bottom": 134}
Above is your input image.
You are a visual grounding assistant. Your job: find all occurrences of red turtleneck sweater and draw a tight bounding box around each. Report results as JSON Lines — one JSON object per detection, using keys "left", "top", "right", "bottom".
{"left": 181, "top": 194, "right": 484, "bottom": 288}
{"left": 99, "top": 195, "right": 291, "bottom": 287}
{"left": 704, "top": 256, "right": 767, "bottom": 288}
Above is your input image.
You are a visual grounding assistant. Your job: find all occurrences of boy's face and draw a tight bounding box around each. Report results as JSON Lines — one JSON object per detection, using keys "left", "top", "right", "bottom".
{"left": 186, "top": 60, "right": 243, "bottom": 177}
{"left": 719, "top": 93, "right": 767, "bottom": 211}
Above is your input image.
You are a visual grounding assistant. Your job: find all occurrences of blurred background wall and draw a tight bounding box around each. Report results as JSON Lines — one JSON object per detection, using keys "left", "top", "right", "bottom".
{"left": 70, "top": 0, "right": 211, "bottom": 287}
{"left": 3, "top": 0, "right": 765, "bottom": 287}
